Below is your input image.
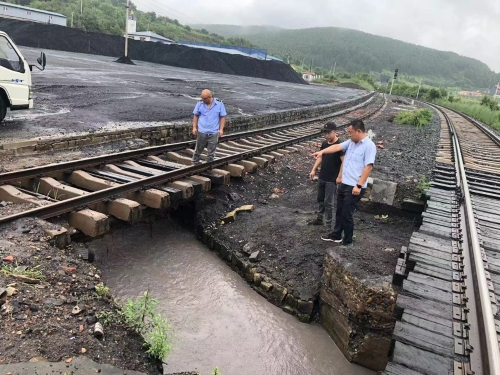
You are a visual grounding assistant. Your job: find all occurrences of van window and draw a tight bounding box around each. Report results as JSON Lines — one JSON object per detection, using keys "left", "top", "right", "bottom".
{"left": 0, "top": 36, "right": 23, "bottom": 72}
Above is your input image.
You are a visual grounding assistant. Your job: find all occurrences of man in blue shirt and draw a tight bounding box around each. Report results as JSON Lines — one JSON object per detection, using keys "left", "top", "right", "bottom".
{"left": 191, "top": 89, "right": 227, "bottom": 165}
{"left": 311, "top": 120, "right": 376, "bottom": 246}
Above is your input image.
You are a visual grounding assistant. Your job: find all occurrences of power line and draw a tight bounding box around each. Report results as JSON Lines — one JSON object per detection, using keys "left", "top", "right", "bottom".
{"left": 145, "top": 0, "right": 205, "bottom": 25}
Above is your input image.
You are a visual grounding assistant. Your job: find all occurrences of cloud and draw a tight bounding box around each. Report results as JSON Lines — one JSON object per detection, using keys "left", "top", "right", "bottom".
{"left": 133, "top": 0, "right": 500, "bottom": 72}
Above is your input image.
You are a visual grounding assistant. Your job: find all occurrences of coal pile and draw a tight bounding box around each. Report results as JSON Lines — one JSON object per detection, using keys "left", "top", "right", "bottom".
{"left": 2, "top": 19, "right": 305, "bottom": 84}
{"left": 115, "top": 55, "right": 135, "bottom": 65}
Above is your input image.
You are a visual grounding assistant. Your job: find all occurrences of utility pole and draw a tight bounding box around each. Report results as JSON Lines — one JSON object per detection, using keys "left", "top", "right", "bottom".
{"left": 124, "top": 0, "right": 130, "bottom": 57}
{"left": 389, "top": 68, "right": 398, "bottom": 95}
{"left": 416, "top": 78, "right": 423, "bottom": 100}
{"left": 332, "top": 61, "right": 337, "bottom": 75}
{"left": 71, "top": 12, "right": 74, "bottom": 28}
{"left": 80, "top": 0, "right": 83, "bottom": 28}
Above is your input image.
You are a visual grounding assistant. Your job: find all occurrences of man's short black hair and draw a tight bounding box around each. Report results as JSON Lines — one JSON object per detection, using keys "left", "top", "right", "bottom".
{"left": 349, "top": 120, "right": 366, "bottom": 132}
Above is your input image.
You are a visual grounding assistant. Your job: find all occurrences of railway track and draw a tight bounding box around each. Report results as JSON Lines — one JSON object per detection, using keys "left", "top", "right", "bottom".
{"left": 386, "top": 103, "right": 500, "bottom": 375}
{"left": 0, "top": 94, "right": 384, "bottom": 235}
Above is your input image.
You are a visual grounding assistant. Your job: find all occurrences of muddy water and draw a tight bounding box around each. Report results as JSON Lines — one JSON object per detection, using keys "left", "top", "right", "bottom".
{"left": 90, "top": 220, "right": 373, "bottom": 375}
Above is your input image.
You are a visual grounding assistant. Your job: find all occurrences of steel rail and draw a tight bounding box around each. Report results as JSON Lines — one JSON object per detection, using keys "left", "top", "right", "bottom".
{"left": 0, "top": 129, "right": 321, "bottom": 223}
{"left": 434, "top": 103, "right": 500, "bottom": 375}
{"left": 0, "top": 95, "right": 375, "bottom": 184}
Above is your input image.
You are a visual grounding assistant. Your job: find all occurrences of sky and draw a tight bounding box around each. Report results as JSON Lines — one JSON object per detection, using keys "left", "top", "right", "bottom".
{"left": 133, "top": 0, "right": 500, "bottom": 73}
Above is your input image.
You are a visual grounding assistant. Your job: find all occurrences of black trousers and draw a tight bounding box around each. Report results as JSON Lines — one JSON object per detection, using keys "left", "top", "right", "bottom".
{"left": 331, "top": 184, "right": 366, "bottom": 244}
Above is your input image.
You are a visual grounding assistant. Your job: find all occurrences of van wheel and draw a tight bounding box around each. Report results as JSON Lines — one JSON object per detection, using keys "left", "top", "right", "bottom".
{"left": 0, "top": 97, "right": 6, "bottom": 122}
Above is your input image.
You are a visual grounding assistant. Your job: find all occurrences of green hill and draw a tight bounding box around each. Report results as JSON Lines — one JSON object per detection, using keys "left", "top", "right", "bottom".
{"left": 190, "top": 24, "right": 283, "bottom": 37}
{"left": 3, "top": 0, "right": 256, "bottom": 47}
{"left": 198, "top": 25, "right": 500, "bottom": 89}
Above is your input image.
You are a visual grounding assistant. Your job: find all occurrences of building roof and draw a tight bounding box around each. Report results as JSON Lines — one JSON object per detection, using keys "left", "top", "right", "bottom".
{"left": 0, "top": 1, "right": 66, "bottom": 18}
{"left": 302, "top": 71, "right": 316, "bottom": 76}
{"left": 128, "top": 31, "right": 174, "bottom": 43}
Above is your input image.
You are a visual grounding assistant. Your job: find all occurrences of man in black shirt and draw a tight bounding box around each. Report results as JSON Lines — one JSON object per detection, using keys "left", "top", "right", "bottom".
{"left": 309, "top": 121, "right": 344, "bottom": 229}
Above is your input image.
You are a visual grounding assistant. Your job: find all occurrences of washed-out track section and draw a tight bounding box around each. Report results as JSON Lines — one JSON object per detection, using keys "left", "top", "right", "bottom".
{"left": 384, "top": 104, "right": 500, "bottom": 375}
{"left": 0, "top": 95, "right": 384, "bottom": 242}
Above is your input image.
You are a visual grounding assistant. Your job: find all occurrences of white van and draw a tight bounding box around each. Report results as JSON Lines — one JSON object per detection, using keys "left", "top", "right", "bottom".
{"left": 0, "top": 31, "right": 46, "bottom": 122}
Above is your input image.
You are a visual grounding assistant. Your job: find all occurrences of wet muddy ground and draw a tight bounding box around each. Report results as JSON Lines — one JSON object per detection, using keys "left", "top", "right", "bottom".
{"left": 189, "top": 98, "right": 440, "bottom": 301}
{"left": 0, "top": 218, "right": 160, "bottom": 374}
{"left": 1, "top": 48, "right": 367, "bottom": 145}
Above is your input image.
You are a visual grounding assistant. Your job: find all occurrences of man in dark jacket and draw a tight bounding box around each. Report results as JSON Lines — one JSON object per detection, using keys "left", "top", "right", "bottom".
{"left": 309, "top": 121, "right": 344, "bottom": 230}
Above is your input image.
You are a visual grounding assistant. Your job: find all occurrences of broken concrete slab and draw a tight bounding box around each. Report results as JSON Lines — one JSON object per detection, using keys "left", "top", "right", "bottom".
{"left": 0, "top": 356, "right": 146, "bottom": 375}
{"left": 369, "top": 178, "right": 398, "bottom": 206}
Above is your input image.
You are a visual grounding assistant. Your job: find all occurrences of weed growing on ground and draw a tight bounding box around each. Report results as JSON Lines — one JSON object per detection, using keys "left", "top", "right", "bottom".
{"left": 394, "top": 109, "right": 433, "bottom": 128}
{"left": 417, "top": 175, "right": 431, "bottom": 197}
{"left": 145, "top": 314, "right": 172, "bottom": 361}
{"left": 95, "top": 282, "right": 110, "bottom": 299}
{"left": 212, "top": 367, "right": 222, "bottom": 375}
{"left": 96, "top": 310, "right": 122, "bottom": 326}
{"left": 1, "top": 264, "right": 46, "bottom": 281}
{"left": 121, "top": 291, "right": 172, "bottom": 362}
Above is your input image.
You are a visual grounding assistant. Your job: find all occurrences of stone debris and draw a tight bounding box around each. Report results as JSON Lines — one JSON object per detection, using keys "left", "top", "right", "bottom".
{"left": 221, "top": 205, "right": 254, "bottom": 225}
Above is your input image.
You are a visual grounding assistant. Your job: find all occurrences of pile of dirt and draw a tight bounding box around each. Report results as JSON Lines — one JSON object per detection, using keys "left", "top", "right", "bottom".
{"left": 2, "top": 19, "right": 305, "bottom": 84}
{"left": 0, "top": 218, "right": 160, "bottom": 374}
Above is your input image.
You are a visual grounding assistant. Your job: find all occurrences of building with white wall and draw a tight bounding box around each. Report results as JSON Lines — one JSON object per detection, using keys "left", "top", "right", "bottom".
{"left": 0, "top": 1, "right": 66, "bottom": 26}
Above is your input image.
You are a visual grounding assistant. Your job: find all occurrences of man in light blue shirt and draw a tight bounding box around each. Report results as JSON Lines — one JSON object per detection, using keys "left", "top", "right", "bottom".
{"left": 312, "top": 119, "right": 376, "bottom": 246}
{"left": 192, "top": 89, "right": 227, "bottom": 165}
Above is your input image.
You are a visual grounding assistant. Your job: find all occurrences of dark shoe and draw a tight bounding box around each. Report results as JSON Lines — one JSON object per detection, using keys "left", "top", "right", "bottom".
{"left": 321, "top": 233, "right": 343, "bottom": 242}
{"left": 308, "top": 218, "right": 324, "bottom": 226}
{"left": 191, "top": 161, "right": 202, "bottom": 166}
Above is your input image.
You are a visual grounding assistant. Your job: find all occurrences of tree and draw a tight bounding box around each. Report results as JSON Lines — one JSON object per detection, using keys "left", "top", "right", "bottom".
{"left": 428, "top": 89, "right": 442, "bottom": 101}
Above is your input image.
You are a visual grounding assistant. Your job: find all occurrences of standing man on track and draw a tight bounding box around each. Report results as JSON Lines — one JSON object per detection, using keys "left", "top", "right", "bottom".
{"left": 309, "top": 121, "right": 344, "bottom": 231}
{"left": 311, "top": 120, "right": 376, "bottom": 247}
{"left": 191, "top": 89, "right": 227, "bottom": 165}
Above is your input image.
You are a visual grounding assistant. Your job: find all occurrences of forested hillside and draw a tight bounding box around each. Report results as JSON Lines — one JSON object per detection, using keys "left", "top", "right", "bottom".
{"left": 191, "top": 24, "right": 283, "bottom": 37}
{"left": 200, "top": 25, "right": 500, "bottom": 88}
{"left": 3, "top": 0, "right": 256, "bottom": 47}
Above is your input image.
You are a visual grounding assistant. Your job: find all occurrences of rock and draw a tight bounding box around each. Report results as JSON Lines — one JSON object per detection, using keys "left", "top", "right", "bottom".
{"left": 253, "top": 273, "right": 262, "bottom": 286}
{"left": 29, "top": 357, "right": 48, "bottom": 362}
{"left": 2, "top": 255, "right": 14, "bottom": 262}
{"left": 282, "top": 305, "right": 295, "bottom": 315}
{"left": 62, "top": 266, "right": 77, "bottom": 273}
{"left": 297, "top": 300, "right": 314, "bottom": 315}
{"left": 87, "top": 284, "right": 96, "bottom": 291}
{"left": 257, "top": 199, "right": 268, "bottom": 205}
{"left": 268, "top": 285, "right": 287, "bottom": 305}
{"left": 285, "top": 294, "right": 298, "bottom": 309}
{"left": 249, "top": 251, "right": 261, "bottom": 263}
{"left": 72, "top": 306, "right": 83, "bottom": 315}
{"left": 15, "top": 314, "right": 27, "bottom": 320}
{"left": 0, "top": 288, "right": 6, "bottom": 300}
{"left": 228, "top": 192, "right": 240, "bottom": 201}
{"left": 260, "top": 281, "right": 273, "bottom": 292}
{"left": 81, "top": 347, "right": 87, "bottom": 353}
{"left": 6, "top": 286, "right": 17, "bottom": 296}
{"left": 86, "top": 315, "right": 98, "bottom": 325}
{"left": 269, "top": 193, "right": 280, "bottom": 199}
{"left": 45, "top": 298, "right": 64, "bottom": 306}
{"left": 30, "top": 304, "right": 40, "bottom": 312}
{"left": 0, "top": 201, "right": 7, "bottom": 207}
{"left": 298, "top": 314, "right": 311, "bottom": 323}
{"left": 242, "top": 242, "right": 255, "bottom": 255}
{"left": 65, "top": 358, "right": 73, "bottom": 363}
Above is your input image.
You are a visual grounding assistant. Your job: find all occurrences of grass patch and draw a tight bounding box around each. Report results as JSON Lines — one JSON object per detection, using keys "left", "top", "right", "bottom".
{"left": 435, "top": 98, "right": 500, "bottom": 131}
{"left": 417, "top": 176, "right": 431, "bottom": 197}
{"left": 1, "top": 264, "right": 46, "bottom": 281}
{"left": 95, "top": 282, "right": 110, "bottom": 299}
{"left": 394, "top": 108, "right": 433, "bottom": 128}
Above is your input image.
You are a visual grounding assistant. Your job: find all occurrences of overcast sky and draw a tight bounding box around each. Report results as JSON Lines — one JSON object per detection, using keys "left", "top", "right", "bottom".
{"left": 134, "top": 0, "right": 500, "bottom": 73}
